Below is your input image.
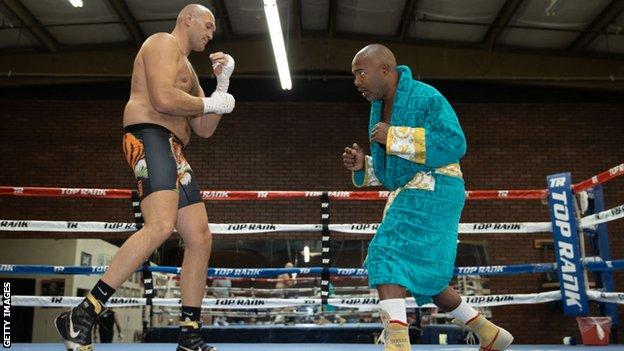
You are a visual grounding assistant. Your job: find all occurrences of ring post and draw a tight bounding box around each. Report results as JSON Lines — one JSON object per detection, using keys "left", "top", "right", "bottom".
{"left": 586, "top": 186, "right": 618, "bottom": 341}
{"left": 546, "top": 172, "right": 589, "bottom": 316}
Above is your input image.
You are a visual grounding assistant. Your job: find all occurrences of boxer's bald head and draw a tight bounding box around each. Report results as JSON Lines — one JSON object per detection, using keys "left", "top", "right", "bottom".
{"left": 351, "top": 44, "right": 398, "bottom": 102}
{"left": 354, "top": 44, "right": 397, "bottom": 68}
{"left": 175, "top": 4, "right": 215, "bottom": 52}
{"left": 177, "top": 4, "right": 214, "bottom": 24}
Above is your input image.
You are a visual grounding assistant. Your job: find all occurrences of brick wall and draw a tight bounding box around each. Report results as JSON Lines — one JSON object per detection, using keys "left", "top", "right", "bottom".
{"left": 0, "top": 98, "right": 623, "bottom": 343}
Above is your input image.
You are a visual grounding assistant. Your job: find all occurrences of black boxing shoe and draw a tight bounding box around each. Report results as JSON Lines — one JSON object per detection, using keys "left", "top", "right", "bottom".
{"left": 54, "top": 294, "right": 102, "bottom": 351}
{"left": 176, "top": 321, "right": 217, "bottom": 351}
{"left": 54, "top": 309, "right": 96, "bottom": 350}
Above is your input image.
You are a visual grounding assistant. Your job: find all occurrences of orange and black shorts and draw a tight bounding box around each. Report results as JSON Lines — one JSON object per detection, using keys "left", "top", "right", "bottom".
{"left": 122, "top": 123, "right": 201, "bottom": 208}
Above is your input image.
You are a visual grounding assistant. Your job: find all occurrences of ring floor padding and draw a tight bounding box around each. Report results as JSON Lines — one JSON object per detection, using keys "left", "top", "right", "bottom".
{"left": 8, "top": 344, "right": 623, "bottom": 351}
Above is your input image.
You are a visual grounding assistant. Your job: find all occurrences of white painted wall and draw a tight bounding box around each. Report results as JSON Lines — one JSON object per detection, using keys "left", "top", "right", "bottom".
{"left": 0, "top": 239, "right": 143, "bottom": 342}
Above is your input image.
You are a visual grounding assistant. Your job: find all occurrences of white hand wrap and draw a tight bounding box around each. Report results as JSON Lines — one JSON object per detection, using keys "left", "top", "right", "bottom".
{"left": 214, "top": 54, "right": 235, "bottom": 93}
{"left": 202, "top": 92, "right": 235, "bottom": 115}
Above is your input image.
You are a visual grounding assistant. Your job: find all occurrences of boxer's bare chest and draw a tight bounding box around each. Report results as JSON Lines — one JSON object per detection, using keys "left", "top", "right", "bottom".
{"left": 175, "top": 57, "right": 200, "bottom": 96}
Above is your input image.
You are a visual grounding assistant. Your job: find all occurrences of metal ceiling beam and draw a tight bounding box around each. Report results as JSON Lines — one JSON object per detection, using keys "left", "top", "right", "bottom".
{"left": 106, "top": 0, "right": 145, "bottom": 46}
{"left": 328, "top": 0, "right": 337, "bottom": 38}
{"left": 327, "top": 31, "right": 624, "bottom": 61}
{"left": 214, "top": 0, "right": 233, "bottom": 40}
{"left": 0, "top": 0, "right": 58, "bottom": 51}
{"left": 1, "top": 39, "right": 623, "bottom": 90}
{"left": 569, "top": 0, "right": 624, "bottom": 54}
{"left": 295, "top": 0, "right": 302, "bottom": 39}
{"left": 397, "top": 0, "right": 417, "bottom": 41}
{"left": 2, "top": 26, "right": 622, "bottom": 61}
{"left": 482, "top": 0, "right": 524, "bottom": 49}
{"left": 1, "top": 12, "right": 611, "bottom": 38}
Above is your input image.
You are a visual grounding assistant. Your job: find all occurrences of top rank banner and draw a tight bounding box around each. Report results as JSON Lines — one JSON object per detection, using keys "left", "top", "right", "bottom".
{"left": 546, "top": 172, "right": 589, "bottom": 316}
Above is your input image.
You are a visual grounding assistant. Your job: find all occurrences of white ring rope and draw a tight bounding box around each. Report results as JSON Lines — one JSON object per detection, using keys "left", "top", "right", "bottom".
{"left": 12, "top": 290, "right": 569, "bottom": 309}
{"left": 14, "top": 290, "right": 624, "bottom": 309}
{"left": 579, "top": 204, "right": 624, "bottom": 228}
{"left": 0, "top": 221, "right": 554, "bottom": 234}
{"left": 1, "top": 200, "right": 622, "bottom": 235}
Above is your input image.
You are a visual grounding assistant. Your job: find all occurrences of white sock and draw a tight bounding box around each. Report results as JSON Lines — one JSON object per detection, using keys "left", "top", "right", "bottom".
{"left": 379, "top": 298, "right": 407, "bottom": 324}
{"left": 448, "top": 299, "right": 479, "bottom": 324}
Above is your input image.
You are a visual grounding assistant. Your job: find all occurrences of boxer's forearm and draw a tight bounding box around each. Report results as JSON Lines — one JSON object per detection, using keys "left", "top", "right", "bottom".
{"left": 151, "top": 89, "right": 234, "bottom": 117}
{"left": 150, "top": 88, "right": 205, "bottom": 116}
{"left": 191, "top": 113, "right": 223, "bottom": 138}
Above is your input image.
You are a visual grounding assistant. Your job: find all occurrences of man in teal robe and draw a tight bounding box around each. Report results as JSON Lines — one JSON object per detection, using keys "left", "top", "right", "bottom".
{"left": 342, "top": 44, "right": 513, "bottom": 351}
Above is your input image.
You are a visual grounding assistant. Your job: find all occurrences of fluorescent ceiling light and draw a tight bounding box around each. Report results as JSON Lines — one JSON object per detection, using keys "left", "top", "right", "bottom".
{"left": 303, "top": 245, "right": 310, "bottom": 263}
{"left": 69, "top": 0, "right": 83, "bottom": 8}
{"left": 263, "top": 0, "right": 292, "bottom": 90}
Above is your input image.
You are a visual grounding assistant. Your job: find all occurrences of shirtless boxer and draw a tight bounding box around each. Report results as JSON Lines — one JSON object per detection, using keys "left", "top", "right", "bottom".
{"left": 55, "top": 4, "right": 233, "bottom": 351}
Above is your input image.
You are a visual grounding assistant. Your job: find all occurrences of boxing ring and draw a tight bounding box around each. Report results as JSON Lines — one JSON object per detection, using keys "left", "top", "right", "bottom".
{"left": 8, "top": 343, "right": 624, "bottom": 351}
{"left": 1, "top": 163, "right": 624, "bottom": 350}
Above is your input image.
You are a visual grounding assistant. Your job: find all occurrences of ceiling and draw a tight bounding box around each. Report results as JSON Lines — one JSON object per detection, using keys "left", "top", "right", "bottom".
{"left": 1, "top": 0, "right": 622, "bottom": 55}
{"left": 0, "top": 0, "right": 623, "bottom": 90}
